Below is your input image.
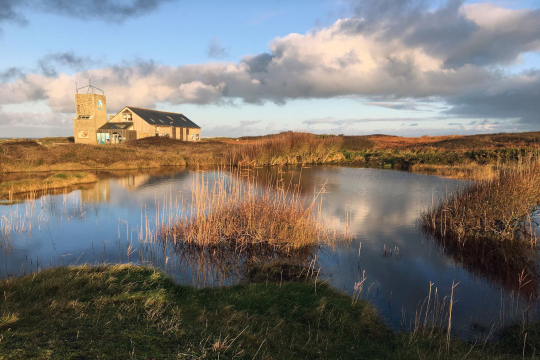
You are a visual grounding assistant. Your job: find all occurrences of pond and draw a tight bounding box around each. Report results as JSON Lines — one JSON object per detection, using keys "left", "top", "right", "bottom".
{"left": 0, "top": 166, "right": 536, "bottom": 336}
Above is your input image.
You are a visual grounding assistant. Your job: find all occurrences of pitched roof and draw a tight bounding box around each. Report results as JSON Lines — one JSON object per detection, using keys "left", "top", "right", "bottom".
{"left": 127, "top": 107, "right": 200, "bottom": 129}
{"left": 99, "top": 122, "right": 133, "bottom": 130}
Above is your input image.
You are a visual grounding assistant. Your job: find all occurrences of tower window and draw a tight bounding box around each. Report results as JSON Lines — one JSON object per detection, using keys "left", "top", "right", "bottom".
{"left": 78, "top": 115, "right": 91, "bottom": 119}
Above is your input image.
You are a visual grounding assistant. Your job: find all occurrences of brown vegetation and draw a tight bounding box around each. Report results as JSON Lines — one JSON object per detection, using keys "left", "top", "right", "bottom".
{"left": 0, "top": 172, "right": 98, "bottom": 199}
{"left": 0, "top": 138, "right": 228, "bottom": 173}
{"left": 422, "top": 162, "right": 540, "bottom": 244}
{"left": 225, "top": 132, "right": 344, "bottom": 166}
{"left": 421, "top": 161, "right": 540, "bottom": 296}
{"left": 410, "top": 163, "right": 498, "bottom": 180}
{"left": 161, "top": 169, "right": 333, "bottom": 250}
{"left": 2, "top": 131, "right": 540, "bottom": 178}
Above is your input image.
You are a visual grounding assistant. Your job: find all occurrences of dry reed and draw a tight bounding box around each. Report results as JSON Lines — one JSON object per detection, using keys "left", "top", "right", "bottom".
{"left": 225, "top": 132, "right": 344, "bottom": 166}
{"left": 421, "top": 161, "right": 540, "bottom": 296}
{"left": 161, "top": 168, "right": 335, "bottom": 251}
{"left": 421, "top": 161, "right": 540, "bottom": 245}
{"left": 0, "top": 172, "right": 97, "bottom": 199}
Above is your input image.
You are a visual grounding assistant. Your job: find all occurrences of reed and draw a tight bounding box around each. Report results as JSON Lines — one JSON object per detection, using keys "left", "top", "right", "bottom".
{"left": 421, "top": 161, "right": 540, "bottom": 245}
{"left": 0, "top": 172, "right": 98, "bottom": 198}
{"left": 160, "top": 168, "right": 336, "bottom": 251}
{"left": 410, "top": 163, "right": 498, "bottom": 180}
{"left": 225, "top": 132, "right": 344, "bottom": 166}
{"left": 421, "top": 161, "right": 540, "bottom": 297}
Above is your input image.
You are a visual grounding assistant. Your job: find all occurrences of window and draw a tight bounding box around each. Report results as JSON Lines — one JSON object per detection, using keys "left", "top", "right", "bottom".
{"left": 158, "top": 119, "right": 165, "bottom": 124}
{"left": 196, "top": 134, "right": 200, "bottom": 140}
{"left": 122, "top": 112, "right": 132, "bottom": 122}
{"left": 191, "top": 134, "right": 194, "bottom": 140}
{"left": 78, "top": 115, "right": 91, "bottom": 119}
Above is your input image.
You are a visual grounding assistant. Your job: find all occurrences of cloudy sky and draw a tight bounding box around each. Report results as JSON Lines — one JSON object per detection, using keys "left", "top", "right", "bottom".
{"left": 1, "top": 0, "right": 540, "bottom": 138}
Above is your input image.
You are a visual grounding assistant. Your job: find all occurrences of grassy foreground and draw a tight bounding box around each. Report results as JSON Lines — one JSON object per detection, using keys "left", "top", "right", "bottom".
{"left": 0, "top": 264, "right": 533, "bottom": 359}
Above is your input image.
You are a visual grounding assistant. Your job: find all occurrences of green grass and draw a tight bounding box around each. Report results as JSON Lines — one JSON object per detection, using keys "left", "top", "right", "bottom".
{"left": 0, "top": 264, "right": 534, "bottom": 359}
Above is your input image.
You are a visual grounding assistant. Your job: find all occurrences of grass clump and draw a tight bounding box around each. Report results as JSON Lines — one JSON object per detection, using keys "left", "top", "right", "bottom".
{"left": 162, "top": 170, "right": 331, "bottom": 250}
{"left": 0, "top": 172, "right": 98, "bottom": 199}
{"left": 421, "top": 162, "right": 540, "bottom": 296}
{"left": 421, "top": 162, "right": 540, "bottom": 244}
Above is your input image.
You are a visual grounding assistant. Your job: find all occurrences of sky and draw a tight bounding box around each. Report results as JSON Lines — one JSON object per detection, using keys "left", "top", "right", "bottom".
{"left": 1, "top": 0, "right": 540, "bottom": 138}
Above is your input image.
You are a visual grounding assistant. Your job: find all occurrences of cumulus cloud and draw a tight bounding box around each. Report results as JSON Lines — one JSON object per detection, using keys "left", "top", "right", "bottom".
{"left": 178, "top": 81, "right": 225, "bottom": 104}
{"left": 0, "top": 0, "right": 539, "bottom": 129}
{"left": 349, "top": 0, "right": 540, "bottom": 68}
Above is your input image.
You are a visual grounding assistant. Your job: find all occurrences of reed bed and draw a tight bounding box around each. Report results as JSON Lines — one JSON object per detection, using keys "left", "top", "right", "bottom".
{"left": 161, "top": 169, "right": 335, "bottom": 249}
{"left": 410, "top": 163, "right": 498, "bottom": 180}
{"left": 0, "top": 172, "right": 97, "bottom": 199}
{"left": 421, "top": 161, "right": 540, "bottom": 297}
{"left": 225, "top": 132, "right": 344, "bottom": 166}
{"left": 422, "top": 161, "right": 540, "bottom": 244}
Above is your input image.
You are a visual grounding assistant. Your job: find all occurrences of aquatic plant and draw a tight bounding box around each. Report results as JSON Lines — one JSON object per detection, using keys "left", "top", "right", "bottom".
{"left": 421, "top": 161, "right": 540, "bottom": 297}
{"left": 421, "top": 162, "right": 540, "bottom": 244}
{"left": 160, "top": 168, "right": 337, "bottom": 250}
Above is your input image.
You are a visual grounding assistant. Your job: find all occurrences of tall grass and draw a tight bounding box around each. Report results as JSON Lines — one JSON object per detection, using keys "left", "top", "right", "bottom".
{"left": 161, "top": 168, "right": 335, "bottom": 251}
{"left": 0, "top": 172, "right": 97, "bottom": 199}
{"left": 421, "top": 162, "right": 540, "bottom": 244}
{"left": 421, "top": 161, "right": 540, "bottom": 296}
{"left": 225, "top": 132, "right": 344, "bottom": 166}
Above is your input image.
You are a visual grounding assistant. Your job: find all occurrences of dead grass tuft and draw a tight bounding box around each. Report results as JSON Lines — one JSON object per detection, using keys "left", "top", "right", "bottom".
{"left": 161, "top": 169, "right": 333, "bottom": 250}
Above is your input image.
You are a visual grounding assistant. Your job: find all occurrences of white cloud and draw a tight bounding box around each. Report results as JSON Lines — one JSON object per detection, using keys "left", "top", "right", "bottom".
{"left": 0, "top": 1, "right": 539, "bottom": 133}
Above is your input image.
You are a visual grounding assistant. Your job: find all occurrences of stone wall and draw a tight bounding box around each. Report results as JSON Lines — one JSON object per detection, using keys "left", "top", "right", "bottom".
{"left": 73, "top": 94, "right": 108, "bottom": 144}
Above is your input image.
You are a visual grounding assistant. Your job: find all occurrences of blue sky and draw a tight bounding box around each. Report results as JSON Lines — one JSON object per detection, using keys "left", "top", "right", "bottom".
{"left": 1, "top": 0, "right": 540, "bottom": 138}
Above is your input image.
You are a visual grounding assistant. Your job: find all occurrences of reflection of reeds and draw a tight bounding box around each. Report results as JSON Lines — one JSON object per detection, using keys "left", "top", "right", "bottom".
{"left": 154, "top": 169, "right": 344, "bottom": 283}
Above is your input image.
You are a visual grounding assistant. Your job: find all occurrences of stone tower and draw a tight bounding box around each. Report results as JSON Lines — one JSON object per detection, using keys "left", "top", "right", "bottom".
{"left": 73, "top": 91, "right": 107, "bottom": 144}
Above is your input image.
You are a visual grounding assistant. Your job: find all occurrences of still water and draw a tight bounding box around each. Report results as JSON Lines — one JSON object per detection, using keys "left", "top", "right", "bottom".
{"left": 0, "top": 166, "right": 536, "bottom": 335}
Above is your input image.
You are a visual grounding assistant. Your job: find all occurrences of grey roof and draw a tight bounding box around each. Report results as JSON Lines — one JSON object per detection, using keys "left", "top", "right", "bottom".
{"left": 128, "top": 107, "right": 200, "bottom": 129}
{"left": 98, "top": 122, "right": 133, "bottom": 130}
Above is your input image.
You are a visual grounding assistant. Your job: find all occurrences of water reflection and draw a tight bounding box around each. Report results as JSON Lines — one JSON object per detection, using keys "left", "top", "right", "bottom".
{"left": 0, "top": 165, "right": 538, "bottom": 335}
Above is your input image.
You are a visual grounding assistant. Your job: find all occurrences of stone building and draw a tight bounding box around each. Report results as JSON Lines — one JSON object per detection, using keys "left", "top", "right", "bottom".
{"left": 73, "top": 88, "right": 201, "bottom": 144}
{"left": 73, "top": 93, "right": 108, "bottom": 144}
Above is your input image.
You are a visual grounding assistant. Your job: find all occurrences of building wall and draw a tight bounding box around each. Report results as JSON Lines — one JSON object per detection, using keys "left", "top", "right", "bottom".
{"left": 101, "top": 107, "right": 201, "bottom": 142}
{"left": 73, "top": 94, "right": 108, "bottom": 144}
{"left": 186, "top": 128, "right": 201, "bottom": 141}
{"left": 131, "top": 111, "right": 157, "bottom": 139}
